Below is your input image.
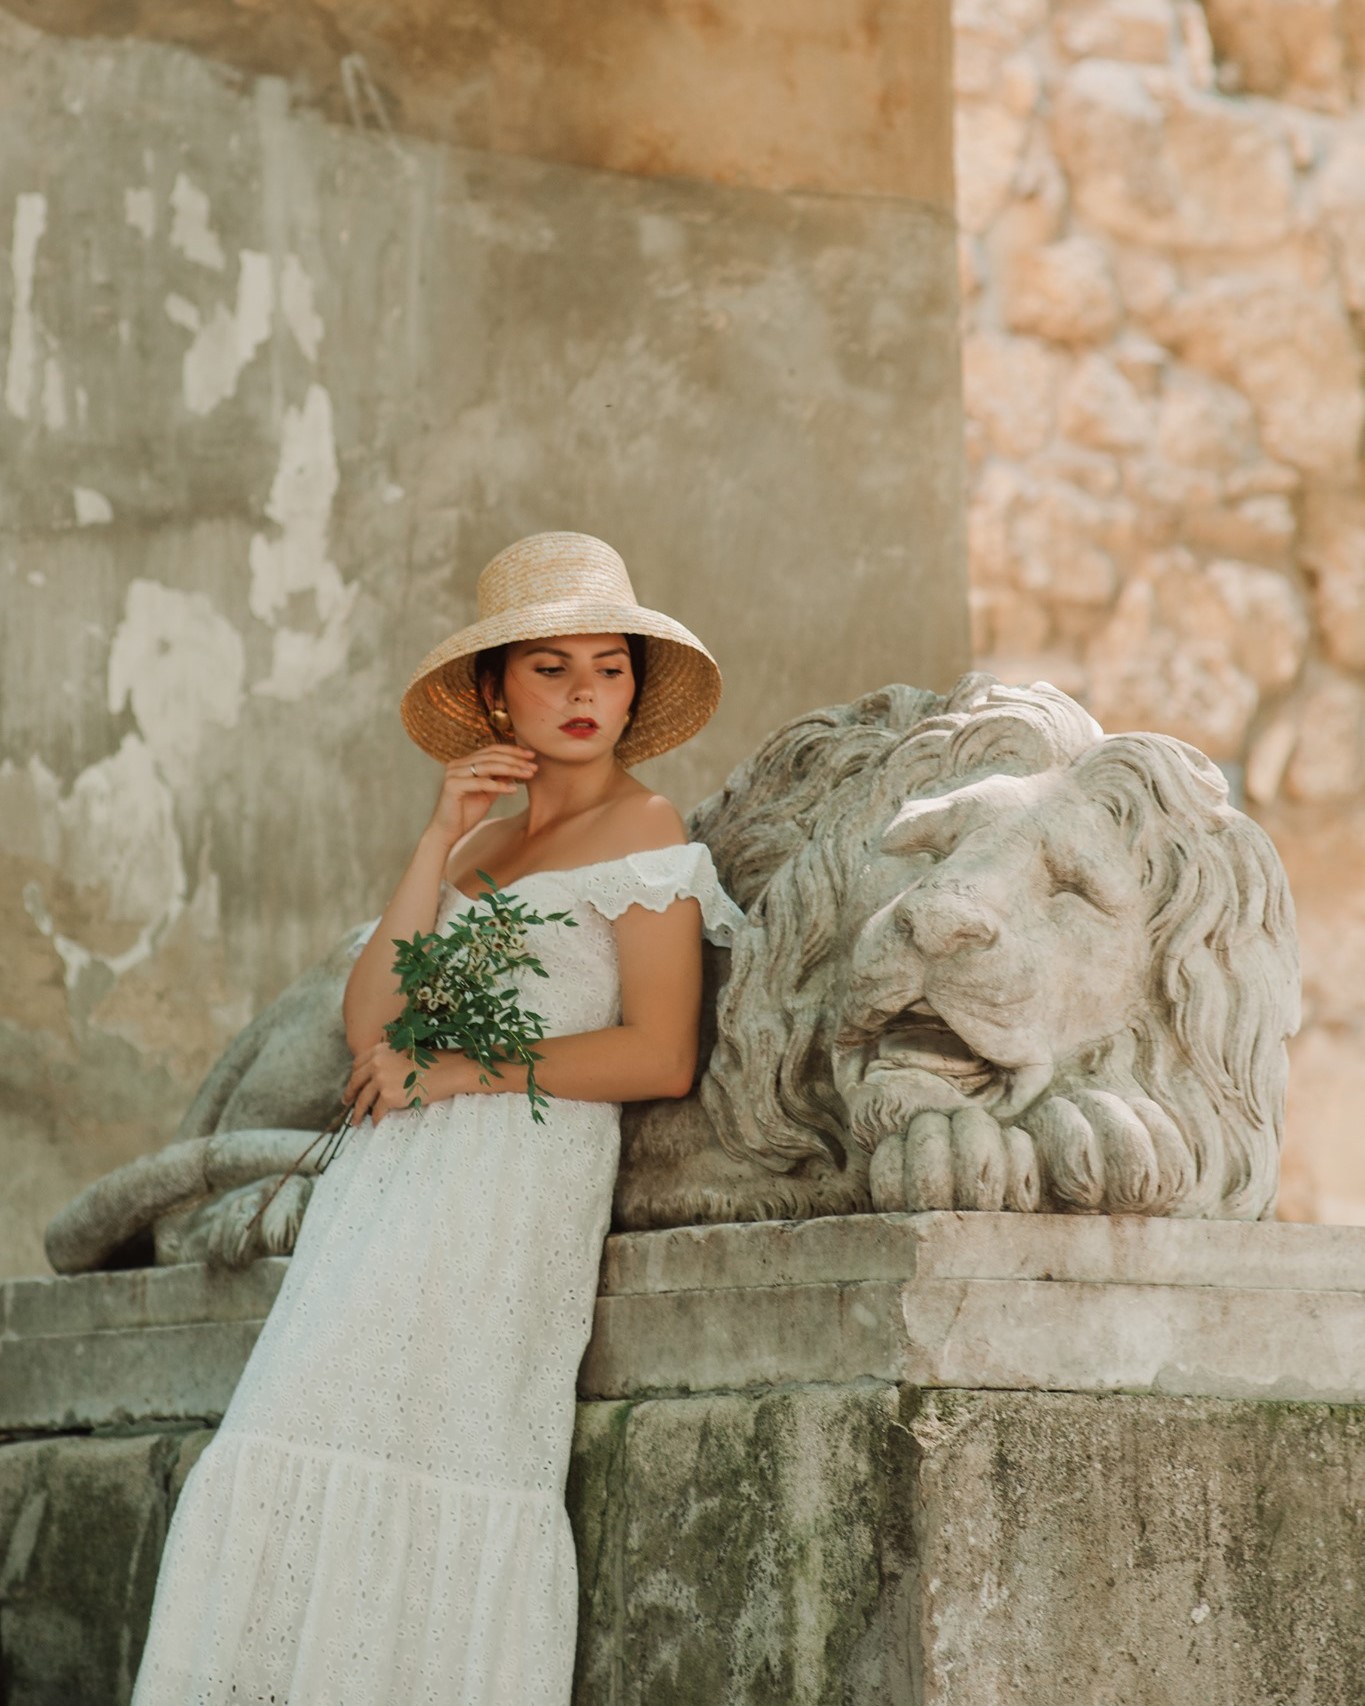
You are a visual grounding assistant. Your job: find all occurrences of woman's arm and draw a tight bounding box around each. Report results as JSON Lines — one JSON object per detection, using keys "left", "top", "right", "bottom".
{"left": 342, "top": 745, "right": 537, "bottom": 1053}
{"left": 345, "top": 892, "right": 703, "bottom": 1120}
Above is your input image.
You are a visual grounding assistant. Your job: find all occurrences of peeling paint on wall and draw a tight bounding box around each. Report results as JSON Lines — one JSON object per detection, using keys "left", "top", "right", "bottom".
{"left": 5, "top": 191, "right": 47, "bottom": 421}
{"left": 41, "top": 356, "right": 65, "bottom": 432}
{"left": 249, "top": 384, "right": 355, "bottom": 700}
{"left": 73, "top": 487, "right": 112, "bottom": 526}
{"left": 107, "top": 581, "right": 245, "bottom": 786}
{"left": 174, "top": 250, "right": 273, "bottom": 415}
{"left": 280, "top": 255, "right": 322, "bottom": 362}
{"left": 2, "top": 737, "right": 186, "bottom": 992}
{"left": 164, "top": 294, "right": 199, "bottom": 333}
{"left": 124, "top": 186, "right": 156, "bottom": 241}
{"left": 168, "top": 172, "right": 225, "bottom": 271}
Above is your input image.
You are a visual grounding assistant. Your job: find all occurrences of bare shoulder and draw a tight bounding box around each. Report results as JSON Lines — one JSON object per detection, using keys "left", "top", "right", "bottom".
{"left": 602, "top": 788, "right": 688, "bottom": 857}
{"left": 444, "top": 815, "right": 521, "bottom": 885}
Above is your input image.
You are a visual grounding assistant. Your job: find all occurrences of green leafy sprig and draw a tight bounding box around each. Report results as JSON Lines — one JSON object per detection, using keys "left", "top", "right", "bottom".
{"left": 384, "top": 873, "right": 577, "bottom": 1123}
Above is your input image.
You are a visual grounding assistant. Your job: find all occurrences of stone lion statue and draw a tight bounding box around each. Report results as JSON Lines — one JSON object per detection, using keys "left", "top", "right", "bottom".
{"left": 45, "top": 674, "right": 1300, "bottom": 1273}
{"left": 622, "top": 673, "right": 1300, "bottom": 1228}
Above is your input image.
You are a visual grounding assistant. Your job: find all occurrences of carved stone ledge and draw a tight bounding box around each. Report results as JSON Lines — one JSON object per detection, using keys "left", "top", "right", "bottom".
{"left": 4, "top": 1213, "right": 1364, "bottom": 1436}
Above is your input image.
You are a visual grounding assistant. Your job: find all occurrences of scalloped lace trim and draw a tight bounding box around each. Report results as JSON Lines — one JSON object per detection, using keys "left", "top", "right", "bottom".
{"left": 574, "top": 843, "right": 743, "bottom": 945}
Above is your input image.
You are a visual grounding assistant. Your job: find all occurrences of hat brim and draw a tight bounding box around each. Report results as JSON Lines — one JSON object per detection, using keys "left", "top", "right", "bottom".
{"left": 400, "top": 599, "right": 722, "bottom": 767}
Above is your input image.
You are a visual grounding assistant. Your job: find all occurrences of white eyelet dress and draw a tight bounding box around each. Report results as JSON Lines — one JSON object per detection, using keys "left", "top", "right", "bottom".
{"left": 131, "top": 842, "right": 743, "bottom": 1706}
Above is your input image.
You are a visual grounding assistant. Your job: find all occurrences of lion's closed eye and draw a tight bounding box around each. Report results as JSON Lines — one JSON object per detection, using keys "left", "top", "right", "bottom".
{"left": 885, "top": 826, "right": 956, "bottom": 866}
{"left": 1044, "top": 873, "right": 1119, "bottom": 914}
{"left": 1043, "top": 854, "right": 1114, "bottom": 913}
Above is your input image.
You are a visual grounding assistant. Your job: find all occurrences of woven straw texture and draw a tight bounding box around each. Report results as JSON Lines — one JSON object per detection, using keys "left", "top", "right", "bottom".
{"left": 401, "top": 534, "right": 721, "bottom": 766}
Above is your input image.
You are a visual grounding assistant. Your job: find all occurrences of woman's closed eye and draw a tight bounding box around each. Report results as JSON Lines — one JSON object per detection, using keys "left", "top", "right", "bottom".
{"left": 533, "top": 665, "right": 624, "bottom": 678}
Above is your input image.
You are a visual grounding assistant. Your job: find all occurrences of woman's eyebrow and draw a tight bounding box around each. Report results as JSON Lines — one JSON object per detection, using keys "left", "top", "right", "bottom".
{"left": 521, "top": 644, "right": 629, "bottom": 660}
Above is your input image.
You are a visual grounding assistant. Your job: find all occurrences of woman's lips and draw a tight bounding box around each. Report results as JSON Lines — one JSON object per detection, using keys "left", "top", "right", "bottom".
{"left": 560, "top": 718, "right": 599, "bottom": 739}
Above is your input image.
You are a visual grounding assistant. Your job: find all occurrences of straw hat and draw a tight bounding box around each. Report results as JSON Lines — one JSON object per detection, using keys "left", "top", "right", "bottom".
{"left": 401, "top": 532, "right": 722, "bottom": 767}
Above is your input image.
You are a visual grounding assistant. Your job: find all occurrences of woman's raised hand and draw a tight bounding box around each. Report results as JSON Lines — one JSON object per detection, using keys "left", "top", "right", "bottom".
{"left": 427, "top": 745, "right": 538, "bottom": 844}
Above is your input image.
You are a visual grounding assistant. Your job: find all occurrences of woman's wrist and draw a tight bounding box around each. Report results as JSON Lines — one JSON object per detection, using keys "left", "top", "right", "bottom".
{"left": 418, "top": 821, "right": 462, "bottom": 860}
{"left": 412, "top": 1051, "right": 476, "bottom": 1102}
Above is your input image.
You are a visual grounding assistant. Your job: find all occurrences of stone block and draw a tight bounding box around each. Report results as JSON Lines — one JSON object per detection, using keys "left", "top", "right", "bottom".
{"left": 908, "top": 1389, "right": 1365, "bottom": 1704}
{"left": 1157, "top": 277, "right": 1364, "bottom": 479}
{"left": 1001, "top": 235, "right": 1122, "bottom": 344}
{"left": 6, "top": 1218, "right": 1365, "bottom": 1440}
{"left": 588, "top": 1213, "right": 1365, "bottom": 1406}
{"left": 1202, "top": 0, "right": 1353, "bottom": 111}
{"left": 572, "top": 1384, "right": 916, "bottom": 1706}
{"left": 0, "top": 1263, "right": 285, "bottom": 1433}
{"left": 961, "top": 332, "right": 1064, "bottom": 457}
{"left": 1284, "top": 673, "right": 1365, "bottom": 802}
{"left": 1053, "top": 0, "right": 1175, "bottom": 64}
{"left": 1318, "top": 120, "right": 1365, "bottom": 310}
{"left": 0, "top": 1433, "right": 179, "bottom": 1706}
{"left": 955, "top": 102, "right": 1030, "bottom": 234}
{"left": 1184, "top": 494, "right": 1297, "bottom": 566}
{"left": 1302, "top": 488, "right": 1365, "bottom": 672}
{"left": 1051, "top": 60, "right": 1296, "bottom": 251}
{"left": 1058, "top": 352, "right": 1153, "bottom": 451}
{"left": 570, "top": 1383, "right": 1365, "bottom": 1704}
{"left": 1155, "top": 367, "right": 1260, "bottom": 472}
{"left": 1085, "top": 559, "right": 1261, "bottom": 759}
{"left": 2, "top": 1218, "right": 1364, "bottom": 1702}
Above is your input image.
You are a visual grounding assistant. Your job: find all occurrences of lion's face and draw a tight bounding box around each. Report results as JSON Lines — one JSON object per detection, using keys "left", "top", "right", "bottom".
{"left": 833, "top": 768, "right": 1149, "bottom": 1149}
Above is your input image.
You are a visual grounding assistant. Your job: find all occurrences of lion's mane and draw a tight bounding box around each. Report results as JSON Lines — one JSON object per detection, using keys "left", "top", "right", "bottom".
{"left": 692, "top": 674, "right": 1299, "bottom": 1219}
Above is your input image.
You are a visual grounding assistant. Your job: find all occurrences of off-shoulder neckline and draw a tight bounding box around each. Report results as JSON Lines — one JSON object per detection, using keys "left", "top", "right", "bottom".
{"left": 446, "top": 840, "right": 706, "bottom": 905}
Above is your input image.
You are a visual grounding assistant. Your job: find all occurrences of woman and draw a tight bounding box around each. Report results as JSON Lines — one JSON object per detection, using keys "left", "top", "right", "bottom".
{"left": 132, "top": 532, "right": 742, "bottom": 1705}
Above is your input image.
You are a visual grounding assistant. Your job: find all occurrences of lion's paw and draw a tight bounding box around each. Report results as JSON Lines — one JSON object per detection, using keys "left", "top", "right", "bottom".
{"left": 870, "top": 1109, "right": 1040, "bottom": 1213}
{"left": 1021, "top": 1091, "right": 1194, "bottom": 1215}
{"left": 202, "top": 1174, "right": 315, "bottom": 1269}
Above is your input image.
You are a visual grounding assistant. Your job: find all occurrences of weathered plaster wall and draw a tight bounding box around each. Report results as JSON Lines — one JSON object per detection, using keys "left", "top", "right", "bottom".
{"left": 954, "top": 0, "right": 1365, "bottom": 1222}
{"left": 0, "top": 9, "right": 965, "bottom": 1277}
{"left": 0, "top": 0, "right": 957, "bottom": 206}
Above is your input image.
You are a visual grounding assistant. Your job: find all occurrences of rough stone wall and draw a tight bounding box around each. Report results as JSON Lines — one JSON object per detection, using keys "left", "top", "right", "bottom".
{"left": 4, "top": 1388, "right": 1364, "bottom": 1704}
{"left": 0, "top": 8, "right": 964, "bottom": 1279}
{"left": 955, "top": 0, "right": 1365, "bottom": 1222}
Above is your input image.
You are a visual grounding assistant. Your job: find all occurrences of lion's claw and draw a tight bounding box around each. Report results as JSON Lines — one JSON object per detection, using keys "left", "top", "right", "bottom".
{"left": 870, "top": 1109, "right": 1039, "bottom": 1213}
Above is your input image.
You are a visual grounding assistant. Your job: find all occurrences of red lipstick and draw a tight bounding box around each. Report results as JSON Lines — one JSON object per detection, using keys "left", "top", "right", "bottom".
{"left": 560, "top": 717, "right": 599, "bottom": 738}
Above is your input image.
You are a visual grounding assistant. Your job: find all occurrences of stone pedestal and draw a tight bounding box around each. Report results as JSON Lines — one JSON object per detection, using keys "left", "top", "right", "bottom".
{"left": 3, "top": 1213, "right": 1364, "bottom": 1702}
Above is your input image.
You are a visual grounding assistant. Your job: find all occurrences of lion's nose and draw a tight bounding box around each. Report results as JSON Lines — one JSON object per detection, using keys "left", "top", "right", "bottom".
{"left": 896, "top": 890, "right": 999, "bottom": 958}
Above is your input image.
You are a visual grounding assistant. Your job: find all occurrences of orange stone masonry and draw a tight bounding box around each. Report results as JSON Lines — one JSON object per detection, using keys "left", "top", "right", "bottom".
{"left": 954, "top": 0, "right": 1365, "bottom": 1223}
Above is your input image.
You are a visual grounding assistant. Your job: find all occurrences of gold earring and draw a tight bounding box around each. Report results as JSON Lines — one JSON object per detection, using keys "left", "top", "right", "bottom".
{"left": 622, "top": 708, "right": 634, "bottom": 728}
{"left": 489, "top": 705, "right": 512, "bottom": 733}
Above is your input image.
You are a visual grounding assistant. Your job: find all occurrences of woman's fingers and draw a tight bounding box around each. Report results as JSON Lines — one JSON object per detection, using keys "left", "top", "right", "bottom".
{"left": 428, "top": 745, "right": 538, "bottom": 838}
{"left": 343, "top": 1044, "right": 378, "bottom": 1100}
{"left": 444, "top": 747, "right": 537, "bottom": 783}
{"left": 452, "top": 743, "right": 536, "bottom": 765}
{"left": 345, "top": 1042, "right": 416, "bottom": 1129}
